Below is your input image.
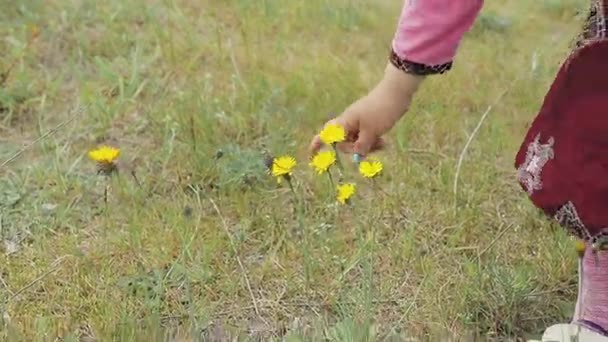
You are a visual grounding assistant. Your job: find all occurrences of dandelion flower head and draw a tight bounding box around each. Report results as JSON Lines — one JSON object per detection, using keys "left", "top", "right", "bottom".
{"left": 309, "top": 150, "right": 336, "bottom": 174}
{"left": 575, "top": 239, "right": 586, "bottom": 257}
{"left": 29, "top": 24, "right": 40, "bottom": 39}
{"left": 271, "top": 156, "right": 297, "bottom": 182}
{"left": 337, "top": 183, "right": 356, "bottom": 204}
{"left": 319, "top": 123, "right": 346, "bottom": 145}
{"left": 88, "top": 145, "right": 120, "bottom": 165}
{"left": 359, "top": 159, "right": 383, "bottom": 178}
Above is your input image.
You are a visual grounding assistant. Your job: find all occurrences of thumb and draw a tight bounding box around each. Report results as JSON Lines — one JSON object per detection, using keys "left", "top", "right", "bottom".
{"left": 353, "top": 129, "right": 377, "bottom": 157}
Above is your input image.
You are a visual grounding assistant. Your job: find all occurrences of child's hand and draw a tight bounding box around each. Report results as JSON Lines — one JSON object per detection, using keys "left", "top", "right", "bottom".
{"left": 309, "top": 63, "right": 424, "bottom": 157}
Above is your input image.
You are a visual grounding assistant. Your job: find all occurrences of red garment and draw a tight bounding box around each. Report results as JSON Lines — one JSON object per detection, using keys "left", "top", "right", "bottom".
{"left": 514, "top": 10, "right": 608, "bottom": 332}
{"left": 514, "top": 40, "right": 608, "bottom": 243}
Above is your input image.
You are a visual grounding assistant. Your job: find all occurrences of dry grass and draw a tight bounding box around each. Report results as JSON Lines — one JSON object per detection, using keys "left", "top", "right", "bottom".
{"left": 0, "top": 0, "right": 589, "bottom": 340}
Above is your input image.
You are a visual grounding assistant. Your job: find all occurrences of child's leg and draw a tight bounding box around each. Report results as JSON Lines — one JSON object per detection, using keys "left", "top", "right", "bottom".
{"left": 571, "top": 257, "right": 583, "bottom": 322}
{"left": 573, "top": 246, "right": 608, "bottom": 335}
{"left": 535, "top": 243, "right": 608, "bottom": 341}
{"left": 535, "top": 249, "right": 608, "bottom": 341}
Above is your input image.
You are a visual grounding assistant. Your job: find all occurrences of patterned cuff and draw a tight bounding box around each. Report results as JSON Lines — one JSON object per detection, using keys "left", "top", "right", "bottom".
{"left": 574, "top": 0, "right": 608, "bottom": 49}
{"left": 389, "top": 49, "right": 453, "bottom": 76}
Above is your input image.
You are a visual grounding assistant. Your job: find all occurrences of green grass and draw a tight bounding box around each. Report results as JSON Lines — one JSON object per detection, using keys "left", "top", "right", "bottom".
{"left": 0, "top": 0, "right": 590, "bottom": 340}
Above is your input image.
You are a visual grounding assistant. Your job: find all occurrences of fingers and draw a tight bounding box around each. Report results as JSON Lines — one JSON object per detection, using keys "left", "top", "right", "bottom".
{"left": 308, "top": 118, "right": 342, "bottom": 157}
{"left": 373, "top": 137, "right": 387, "bottom": 151}
{"left": 308, "top": 134, "right": 323, "bottom": 156}
{"left": 310, "top": 130, "right": 385, "bottom": 157}
{"left": 336, "top": 141, "right": 355, "bottom": 154}
{"left": 311, "top": 137, "right": 356, "bottom": 155}
{"left": 353, "top": 129, "right": 378, "bottom": 157}
{"left": 309, "top": 115, "right": 385, "bottom": 158}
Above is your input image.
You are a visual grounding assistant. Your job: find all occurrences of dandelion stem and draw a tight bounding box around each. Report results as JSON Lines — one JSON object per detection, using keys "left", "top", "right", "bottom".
{"left": 286, "top": 177, "right": 297, "bottom": 198}
{"left": 103, "top": 183, "right": 109, "bottom": 205}
{"left": 327, "top": 170, "right": 335, "bottom": 189}
{"left": 332, "top": 144, "right": 344, "bottom": 178}
{"left": 102, "top": 181, "right": 111, "bottom": 237}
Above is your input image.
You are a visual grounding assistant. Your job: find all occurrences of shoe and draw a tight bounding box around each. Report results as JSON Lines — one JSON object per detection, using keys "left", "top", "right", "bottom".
{"left": 535, "top": 323, "right": 608, "bottom": 342}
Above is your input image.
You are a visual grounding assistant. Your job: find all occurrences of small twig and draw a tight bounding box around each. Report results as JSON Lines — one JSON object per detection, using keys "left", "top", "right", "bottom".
{"left": 400, "top": 274, "right": 428, "bottom": 325}
{"left": 0, "top": 273, "right": 12, "bottom": 297}
{"left": 452, "top": 76, "right": 521, "bottom": 208}
{"left": 130, "top": 170, "right": 142, "bottom": 188}
{"left": 0, "top": 105, "right": 86, "bottom": 169}
{"left": 478, "top": 223, "right": 514, "bottom": 258}
{"left": 407, "top": 148, "right": 448, "bottom": 159}
{"left": 6, "top": 256, "right": 67, "bottom": 303}
{"left": 526, "top": 288, "right": 569, "bottom": 298}
{"left": 227, "top": 38, "right": 248, "bottom": 93}
{"left": 452, "top": 104, "right": 494, "bottom": 207}
{"left": 450, "top": 246, "right": 478, "bottom": 252}
{"left": 205, "top": 194, "right": 264, "bottom": 322}
{"left": 189, "top": 114, "right": 197, "bottom": 153}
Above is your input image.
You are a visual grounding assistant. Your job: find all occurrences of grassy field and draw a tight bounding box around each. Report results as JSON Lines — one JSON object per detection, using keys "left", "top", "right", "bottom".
{"left": 0, "top": 0, "right": 591, "bottom": 340}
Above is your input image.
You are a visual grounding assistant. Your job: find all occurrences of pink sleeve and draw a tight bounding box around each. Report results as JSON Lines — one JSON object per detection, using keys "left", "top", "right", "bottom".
{"left": 392, "top": 0, "right": 484, "bottom": 68}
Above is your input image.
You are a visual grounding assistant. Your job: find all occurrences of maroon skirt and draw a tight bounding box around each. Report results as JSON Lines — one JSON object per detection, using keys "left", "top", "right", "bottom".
{"left": 514, "top": 39, "right": 608, "bottom": 244}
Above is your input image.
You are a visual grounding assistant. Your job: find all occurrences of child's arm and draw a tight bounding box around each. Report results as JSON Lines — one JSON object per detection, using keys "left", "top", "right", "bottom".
{"left": 309, "top": 0, "right": 484, "bottom": 157}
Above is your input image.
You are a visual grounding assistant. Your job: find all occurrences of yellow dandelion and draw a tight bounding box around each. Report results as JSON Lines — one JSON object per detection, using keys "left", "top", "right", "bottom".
{"left": 359, "top": 159, "right": 383, "bottom": 178}
{"left": 337, "top": 183, "right": 356, "bottom": 204}
{"left": 271, "top": 155, "right": 297, "bottom": 183}
{"left": 319, "top": 123, "right": 346, "bottom": 146}
{"left": 88, "top": 145, "right": 120, "bottom": 164}
{"left": 309, "top": 150, "right": 336, "bottom": 174}
{"left": 29, "top": 24, "right": 40, "bottom": 40}
{"left": 88, "top": 145, "right": 120, "bottom": 175}
{"left": 574, "top": 239, "right": 586, "bottom": 258}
